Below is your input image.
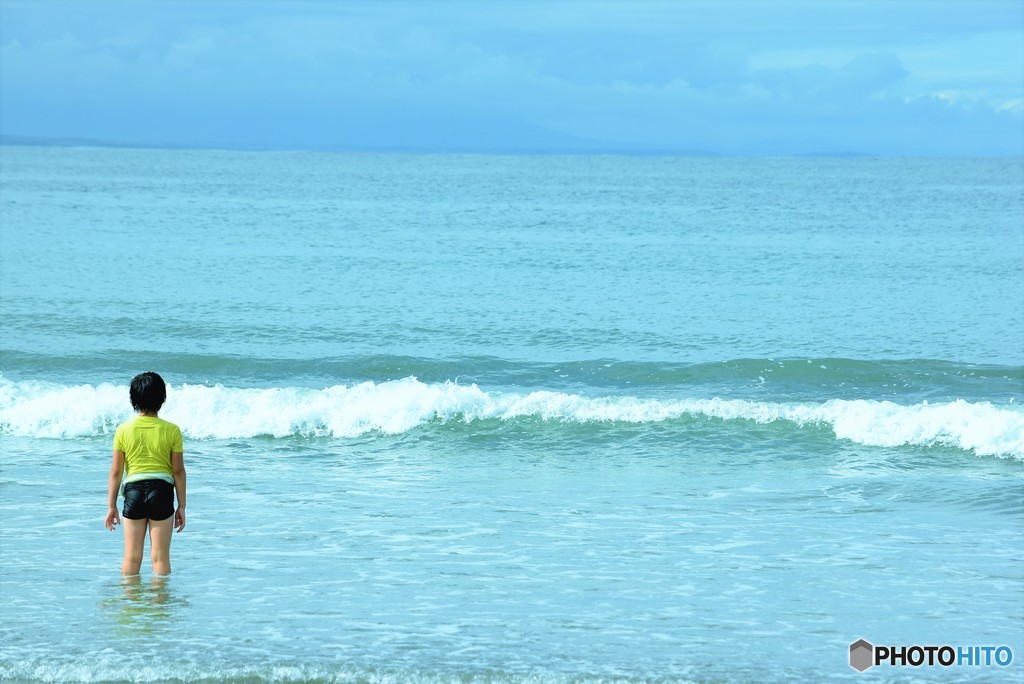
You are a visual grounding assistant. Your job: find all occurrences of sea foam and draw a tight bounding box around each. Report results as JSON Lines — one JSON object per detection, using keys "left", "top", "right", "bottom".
{"left": 0, "top": 377, "right": 1021, "bottom": 458}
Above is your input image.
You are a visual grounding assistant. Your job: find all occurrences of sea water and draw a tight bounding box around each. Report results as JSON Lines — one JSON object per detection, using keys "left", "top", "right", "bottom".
{"left": 0, "top": 147, "right": 1022, "bottom": 683}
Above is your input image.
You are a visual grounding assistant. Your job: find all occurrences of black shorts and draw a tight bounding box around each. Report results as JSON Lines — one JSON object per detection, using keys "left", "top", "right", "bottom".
{"left": 122, "top": 479, "right": 175, "bottom": 521}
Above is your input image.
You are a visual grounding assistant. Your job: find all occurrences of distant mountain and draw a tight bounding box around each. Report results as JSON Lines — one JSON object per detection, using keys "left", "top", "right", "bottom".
{"left": 0, "top": 117, "right": 717, "bottom": 156}
{"left": 0, "top": 135, "right": 124, "bottom": 148}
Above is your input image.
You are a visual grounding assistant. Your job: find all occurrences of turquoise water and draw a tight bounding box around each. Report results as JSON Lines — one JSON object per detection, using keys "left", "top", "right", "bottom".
{"left": 1, "top": 147, "right": 1022, "bottom": 682}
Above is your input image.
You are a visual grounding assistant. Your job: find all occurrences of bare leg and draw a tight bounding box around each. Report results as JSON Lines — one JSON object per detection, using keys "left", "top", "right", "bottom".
{"left": 149, "top": 516, "right": 174, "bottom": 575}
{"left": 122, "top": 517, "right": 148, "bottom": 575}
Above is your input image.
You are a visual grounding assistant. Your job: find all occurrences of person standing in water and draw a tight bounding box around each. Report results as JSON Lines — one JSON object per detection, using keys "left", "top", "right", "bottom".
{"left": 104, "top": 372, "right": 186, "bottom": 575}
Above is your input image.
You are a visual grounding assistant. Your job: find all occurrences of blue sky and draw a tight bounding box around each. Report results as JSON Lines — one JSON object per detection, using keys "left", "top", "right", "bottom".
{"left": 1, "top": 0, "right": 1021, "bottom": 155}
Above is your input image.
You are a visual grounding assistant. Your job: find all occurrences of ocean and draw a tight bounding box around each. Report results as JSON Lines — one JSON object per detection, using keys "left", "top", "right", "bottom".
{"left": 0, "top": 146, "right": 1021, "bottom": 683}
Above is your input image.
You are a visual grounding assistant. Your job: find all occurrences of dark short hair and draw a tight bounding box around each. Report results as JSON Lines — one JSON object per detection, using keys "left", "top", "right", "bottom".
{"left": 130, "top": 372, "right": 167, "bottom": 412}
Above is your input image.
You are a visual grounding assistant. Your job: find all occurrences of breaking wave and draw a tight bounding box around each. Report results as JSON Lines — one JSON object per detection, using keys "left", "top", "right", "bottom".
{"left": 0, "top": 377, "right": 1021, "bottom": 459}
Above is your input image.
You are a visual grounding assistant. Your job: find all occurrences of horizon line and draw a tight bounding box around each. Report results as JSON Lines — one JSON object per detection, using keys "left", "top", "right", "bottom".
{"left": 3, "top": 134, "right": 1018, "bottom": 158}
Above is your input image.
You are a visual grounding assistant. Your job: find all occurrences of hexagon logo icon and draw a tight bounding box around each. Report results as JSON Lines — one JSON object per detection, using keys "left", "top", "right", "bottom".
{"left": 850, "top": 639, "right": 874, "bottom": 672}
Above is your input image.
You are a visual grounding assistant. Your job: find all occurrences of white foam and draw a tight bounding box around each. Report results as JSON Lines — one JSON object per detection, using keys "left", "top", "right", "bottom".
{"left": 0, "top": 379, "right": 127, "bottom": 439}
{"left": 1, "top": 377, "right": 1021, "bottom": 458}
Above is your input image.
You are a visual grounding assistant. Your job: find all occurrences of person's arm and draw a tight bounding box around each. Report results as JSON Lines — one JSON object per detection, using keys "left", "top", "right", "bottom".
{"left": 171, "top": 451, "right": 186, "bottom": 532}
{"left": 104, "top": 450, "right": 124, "bottom": 531}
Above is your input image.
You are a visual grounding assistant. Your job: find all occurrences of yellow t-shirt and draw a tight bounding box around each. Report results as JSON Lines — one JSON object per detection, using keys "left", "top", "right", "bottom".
{"left": 113, "top": 416, "right": 183, "bottom": 484}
